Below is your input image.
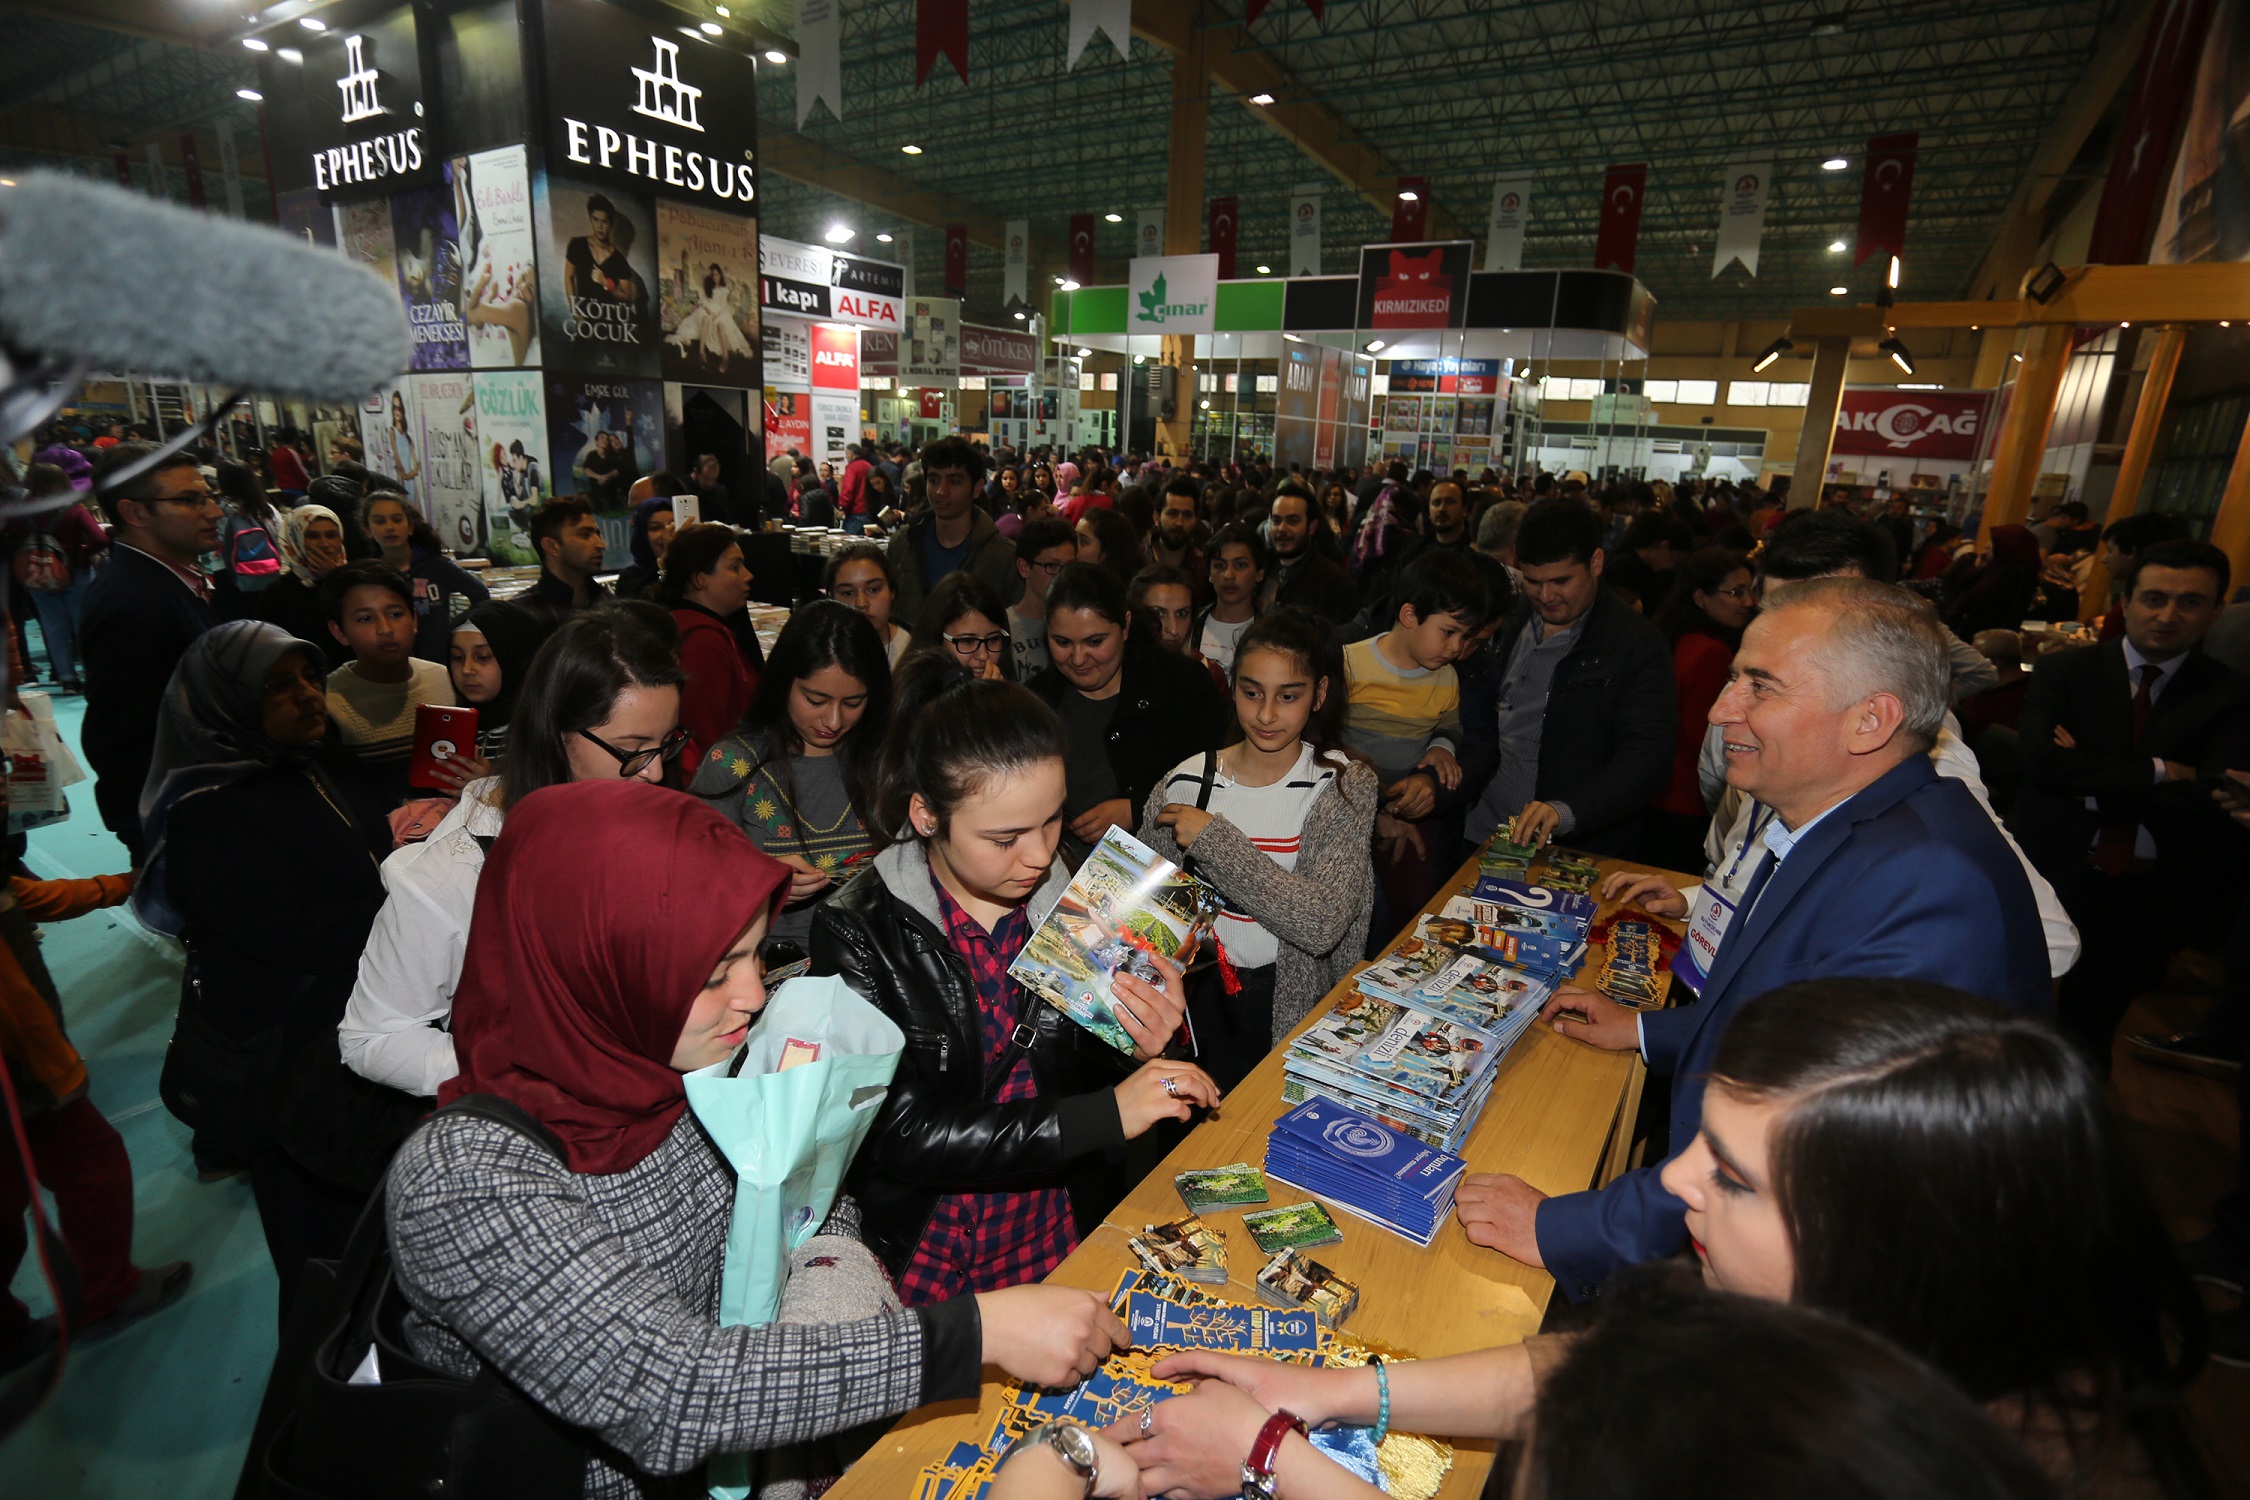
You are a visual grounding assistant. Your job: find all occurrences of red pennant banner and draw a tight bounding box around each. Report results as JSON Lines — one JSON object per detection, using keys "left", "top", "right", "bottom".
{"left": 1208, "top": 196, "right": 1239, "bottom": 279}
{"left": 2087, "top": 0, "right": 2212, "bottom": 264}
{"left": 113, "top": 151, "right": 132, "bottom": 188}
{"left": 1853, "top": 132, "right": 1918, "bottom": 268}
{"left": 1594, "top": 163, "right": 1648, "bottom": 274}
{"left": 1391, "top": 177, "right": 1429, "bottom": 241}
{"left": 916, "top": 0, "right": 967, "bottom": 85}
{"left": 943, "top": 222, "right": 968, "bottom": 298}
{"left": 1069, "top": 213, "right": 1097, "bottom": 285}
{"left": 180, "top": 134, "right": 206, "bottom": 208}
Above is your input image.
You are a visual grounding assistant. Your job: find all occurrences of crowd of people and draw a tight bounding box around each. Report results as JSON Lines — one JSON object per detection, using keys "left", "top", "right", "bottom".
{"left": 0, "top": 417, "right": 2244, "bottom": 1500}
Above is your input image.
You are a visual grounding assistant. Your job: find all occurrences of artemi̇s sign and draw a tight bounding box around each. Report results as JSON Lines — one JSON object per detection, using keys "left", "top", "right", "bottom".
{"left": 540, "top": 0, "right": 758, "bottom": 210}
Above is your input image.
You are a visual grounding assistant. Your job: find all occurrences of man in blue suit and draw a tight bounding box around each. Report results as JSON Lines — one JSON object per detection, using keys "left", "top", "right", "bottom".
{"left": 1454, "top": 578, "right": 2050, "bottom": 1301}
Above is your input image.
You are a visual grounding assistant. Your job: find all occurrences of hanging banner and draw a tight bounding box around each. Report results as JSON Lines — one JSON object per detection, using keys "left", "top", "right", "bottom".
{"left": 917, "top": 0, "right": 968, "bottom": 85}
{"left": 218, "top": 126, "right": 245, "bottom": 218}
{"left": 113, "top": 151, "right": 131, "bottom": 189}
{"left": 180, "top": 135, "right": 206, "bottom": 208}
{"left": 1004, "top": 219, "right": 1029, "bottom": 304}
{"left": 1391, "top": 177, "right": 1429, "bottom": 240}
{"left": 1288, "top": 186, "right": 1322, "bottom": 276}
{"left": 809, "top": 323, "right": 859, "bottom": 473}
{"left": 796, "top": 0, "right": 842, "bottom": 128}
{"left": 2092, "top": 0, "right": 2211, "bottom": 264}
{"left": 1208, "top": 196, "right": 1238, "bottom": 279}
{"left": 944, "top": 222, "right": 968, "bottom": 298}
{"left": 1128, "top": 252, "right": 1219, "bottom": 334}
{"left": 1355, "top": 240, "right": 1473, "bottom": 331}
{"left": 1136, "top": 208, "right": 1166, "bottom": 261}
{"left": 1594, "top": 163, "right": 1648, "bottom": 274}
{"left": 1067, "top": 0, "right": 1131, "bottom": 67}
{"left": 903, "top": 296, "right": 961, "bottom": 389}
{"left": 1854, "top": 132, "right": 1918, "bottom": 267}
{"left": 896, "top": 228, "right": 915, "bottom": 297}
{"left": 1069, "top": 213, "right": 1097, "bottom": 284}
{"left": 1711, "top": 158, "right": 1770, "bottom": 278}
{"left": 1485, "top": 174, "right": 1530, "bottom": 271}
{"left": 147, "top": 143, "right": 168, "bottom": 200}
{"left": 1831, "top": 389, "right": 1991, "bottom": 460}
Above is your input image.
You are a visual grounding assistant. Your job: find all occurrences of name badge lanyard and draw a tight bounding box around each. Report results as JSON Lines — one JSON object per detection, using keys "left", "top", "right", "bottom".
{"left": 1672, "top": 802, "right": 1775, "bottom": 997}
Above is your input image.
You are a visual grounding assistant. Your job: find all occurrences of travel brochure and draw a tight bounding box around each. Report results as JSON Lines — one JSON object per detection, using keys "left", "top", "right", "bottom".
{"left": 1007, "top": 827, "right": 1222, "bottom": 1055}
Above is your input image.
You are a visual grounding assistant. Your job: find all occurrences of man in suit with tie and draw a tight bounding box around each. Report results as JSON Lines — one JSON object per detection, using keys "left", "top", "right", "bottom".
{"left": 2009, "top": 540, "right": 2250, "bottom": 1071}
{"left": 1453, "top": 578, "right": 2050, "bottom": 1301}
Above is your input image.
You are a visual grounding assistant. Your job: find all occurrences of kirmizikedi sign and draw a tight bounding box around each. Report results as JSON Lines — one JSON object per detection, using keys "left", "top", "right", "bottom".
{"left": 539, "top": 0, "right": 759, "bottom": 210}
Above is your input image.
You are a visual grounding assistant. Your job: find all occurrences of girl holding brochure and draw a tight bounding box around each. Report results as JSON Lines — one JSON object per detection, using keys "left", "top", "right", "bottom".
{"left": 811, "top": 658, "right": 1219, "bottom": 1303}
{"left": 1138, "top": 609, "right": 1380, "bottom": 1092}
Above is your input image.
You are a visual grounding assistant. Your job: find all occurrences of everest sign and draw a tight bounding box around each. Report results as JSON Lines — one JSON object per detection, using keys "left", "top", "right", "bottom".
{"left": 1128, "top": 254, "right": 1219, "bottom": 334}
{"left": 1830, "top": 389, "right": 1993, "bottom": 461}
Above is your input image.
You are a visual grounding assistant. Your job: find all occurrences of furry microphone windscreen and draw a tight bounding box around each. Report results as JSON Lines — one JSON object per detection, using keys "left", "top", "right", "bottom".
{"left": 0, "top": 172, "right": 410, "bottom": 402}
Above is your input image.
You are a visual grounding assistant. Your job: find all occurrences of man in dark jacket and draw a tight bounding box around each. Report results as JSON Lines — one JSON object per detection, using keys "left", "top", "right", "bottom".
{"left": 1460, "top": 497, "right": 1674, "bottom": 858}
{"left": 78, "top": 444, "right": 221, "bottom": 860}
{"left": 518, "top": 497, "right": 612, "bottom": 633}
{"left": 1258, "top": 484, "right": 1355, "bottom": 621}
{"left": 888, "top": 435, "right": 1021, "bottom": 620}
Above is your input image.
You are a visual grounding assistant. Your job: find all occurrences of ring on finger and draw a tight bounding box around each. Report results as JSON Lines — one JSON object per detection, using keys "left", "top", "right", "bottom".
{"left": 1161, "top": 1075, "right": 1178, "bottom": 1098}
{"left": 1139, "top": 1406, "right": 1156, "bottom": 1438}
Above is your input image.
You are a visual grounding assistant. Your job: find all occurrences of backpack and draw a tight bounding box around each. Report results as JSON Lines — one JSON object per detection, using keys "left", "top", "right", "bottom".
{"left": 11, "top": 531, "right": 71, "bottom": 593}
{"left": 235, "top": 1093, "right": 589, "bottom": 1500}
{"left": 226, "top": 514, "right": 284, "bottom": 592}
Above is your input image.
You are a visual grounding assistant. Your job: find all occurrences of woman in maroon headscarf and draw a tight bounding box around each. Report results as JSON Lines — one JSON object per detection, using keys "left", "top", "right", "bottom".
{"left": 1944, "top": 524, "right": 2045, "bottom": 640}
{"left": 383, "top": 780, "right": 1126, "bottom": 1497}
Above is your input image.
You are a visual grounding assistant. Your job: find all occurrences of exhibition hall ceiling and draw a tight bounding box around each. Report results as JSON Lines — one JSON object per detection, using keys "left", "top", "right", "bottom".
{"left": 0, "top": 0, "right": 2134, "bottom": 324}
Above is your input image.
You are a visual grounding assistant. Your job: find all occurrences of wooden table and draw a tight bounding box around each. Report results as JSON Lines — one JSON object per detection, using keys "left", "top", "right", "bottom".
{"left": 830, "top": 848, "right": 1688, "bottom": 1500}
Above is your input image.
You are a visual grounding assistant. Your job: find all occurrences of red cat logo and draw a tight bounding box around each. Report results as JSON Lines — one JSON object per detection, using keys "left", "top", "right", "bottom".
{"left": 1371, "top": 248, "right": 1454, "bottom": 328}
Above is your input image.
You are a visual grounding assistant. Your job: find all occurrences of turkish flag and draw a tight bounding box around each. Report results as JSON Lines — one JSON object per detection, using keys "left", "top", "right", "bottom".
{"left": 1208, "top": 196, "right": 1239, "bottom": 279}
{"left": 2087, "top": 0, "right": 2211, "bottom": 264}
{"left": 1391, "top": 177, "right": 1429, "bottom": 241}
{"left": 1853, "top": 133, "right": 1918, "bottom": 267}
{"left": 944, "top": 222, "right": 968, "bottom": 299}
{"left": 916, "top": 0, "right": 967, "bottom": 85}
{"left": 180, "top": 134, "right": 206, "bottom": 208}
{"left": 1069, "top": 213, "right": 1097, "bottom": 285}
{"left": 1594, "top": 164, "right": 1648, "bottom": 274}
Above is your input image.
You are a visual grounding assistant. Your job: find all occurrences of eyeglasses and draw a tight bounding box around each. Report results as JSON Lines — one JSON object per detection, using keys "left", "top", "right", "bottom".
{"left": 1710, "top": 585, "right": 1758, "bottom": 601}
{"left": 577, "top": 726, "right": 690, "bottom": 777}
{"left": 1026, "top": 558, "right": 1069, "bottom": 577}
{"left": 942, "top": 630, "right": 1010, "bottom": 655}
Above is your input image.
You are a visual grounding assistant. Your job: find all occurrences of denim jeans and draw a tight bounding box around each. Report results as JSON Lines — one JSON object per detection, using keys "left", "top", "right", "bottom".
{"left": 28, "top": 573, "right": 89, "bottom": 685}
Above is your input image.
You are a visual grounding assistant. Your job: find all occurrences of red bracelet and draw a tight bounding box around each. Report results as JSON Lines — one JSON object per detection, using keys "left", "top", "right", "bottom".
{"left": 1242, "top": 1410, "right": 1308, "bottom": 1500}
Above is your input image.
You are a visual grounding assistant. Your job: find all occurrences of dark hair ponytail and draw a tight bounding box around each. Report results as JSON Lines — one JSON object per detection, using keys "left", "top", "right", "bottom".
{"left": 875, "top": 651, "right": 1064, "bottom": 841}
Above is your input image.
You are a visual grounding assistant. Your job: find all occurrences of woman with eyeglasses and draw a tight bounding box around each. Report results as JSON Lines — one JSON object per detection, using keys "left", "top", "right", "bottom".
{"left": 339, "top": 604, "right": 687, "bottom": 1101}
{"left": 912, "top": 572, "right": 1016, "bottom": 683}
{"left": 1647, "top": 546, "right": 1756, "bottom": 874}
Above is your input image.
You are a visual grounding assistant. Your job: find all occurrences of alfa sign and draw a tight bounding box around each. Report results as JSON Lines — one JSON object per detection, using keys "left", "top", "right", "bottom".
{"left": 1830, "top": 389, "right": 1992, "bottom": 461}
{"left": 757, "top": 234, "right": 904, "bottom": 331}
{"left": 1128, "top": 254, "right": 1219, "bottom": 335}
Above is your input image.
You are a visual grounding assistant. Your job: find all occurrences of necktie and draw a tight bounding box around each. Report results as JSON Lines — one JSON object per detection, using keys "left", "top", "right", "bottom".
{"left": 1735, "top": 849, "right": 1778, "bottom": 918}
{"left": 2093, "top": 663, "right": 2158, "bottom": 877}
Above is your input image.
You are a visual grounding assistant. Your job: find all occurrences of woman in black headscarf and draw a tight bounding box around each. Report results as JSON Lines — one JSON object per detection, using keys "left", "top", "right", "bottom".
{"left": 441, "top": 601, "right": 545, "bottom": 773}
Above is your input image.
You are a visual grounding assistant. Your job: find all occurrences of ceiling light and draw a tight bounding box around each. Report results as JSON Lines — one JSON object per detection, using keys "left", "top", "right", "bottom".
{"left": 1751, "top": 335, "right": 1794, "bottom": 373}
{"left": 1077, "top": 347, "right": 1091, "bottom": 356}
{"left": 1886, "top": 255, "right": 1901, "bottom": 291}
{"left": 716, "top": 4, "right": 731, "bottom": 14}
{"left": 1827, "top": 239, "right": 1846, "bottom": 252}
{"left": 1059, "top": 279, "right": 1080, "bottom": 291}
{"left": 1013, "top": 310, "right": 1027, "bottom": 321}
{"left": 1255, "top": 264, "right": 1271, "bottom": 274}
{"left": 1200, "top": 399, "right": 1211, "bottom": 409}
{"left": 2224, "top": 320, "right": 2233, "bottom": 327}
{"left": 242, "top": 37, "right": 269, "bottom": 51}
{"left": 0, "top": 179, "right": 14, "bottom": 188}
{"left": 900, "top": 143, "right": 922, "bottom": 155}
{"left": 1880, "top": 336, "right": 1915, "bottom": 375}
{"left": 1829, "top": 285, "right": 1849, "bottom": 296}
{"left": 277, "top": 46, "right": 302, "bottom": 61}
{"left": 1365, "top": 339, "right": 1386, "bottom": 352}
{"left": 1249, "top": 93, "right": 1275, "bottom": 105}
{"left": 236, "top": 87, "right": 264, "bottom": 101}
{"left": 1104, "top": 212, "right": 1122, "bottom": 222}
{"left": 1896, "top": 382, "right": 1944, "bottom": 390}
{"left": 1398, "top": 190, "right": 1419, "bottom": 202}
{"left": 1133, "top": 354, "right": 1146, "bottom": 365}
{"left": 1054, "top": 276, "right": 1067, "bottom": 285}
{"left": 699, "top": 21, "right": 722, "bottom": 34}
{"left": 2011, "top": 352, "right": 2024, "bottom": 362}
{"left": 764, "top": 49, "right": 788, "bottom": 63}
{"left": 875, "top": 232, "right": 893, "bottom": 243}
{"left": 823, "top": 223, "right": 854, "bottom": 244}
{"left": 299, "top": 16, "right": 326, "bottom": 31}
{"left": 2120, "top": 320, "right": 2130, "bottom": 328}
{"left": 1822, "top": 156, "right": 1848, "bottom": 171}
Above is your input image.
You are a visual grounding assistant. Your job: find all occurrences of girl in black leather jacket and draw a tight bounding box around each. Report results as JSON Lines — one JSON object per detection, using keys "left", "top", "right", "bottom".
{"left": 810, "top": 661, "right": 1218, "bottom": 1300}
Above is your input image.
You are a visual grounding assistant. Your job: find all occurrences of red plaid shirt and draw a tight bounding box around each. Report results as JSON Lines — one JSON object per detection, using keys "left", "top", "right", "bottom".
{"left": 894, "top": 874, "right": 1080, "bottom": 1306}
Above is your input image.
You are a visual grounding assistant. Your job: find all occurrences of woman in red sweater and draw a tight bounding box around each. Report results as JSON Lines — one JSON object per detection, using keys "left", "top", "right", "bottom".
{"left": 658, "top": 523, "right": 763, "bottom": 767}
{"left": 1647, "top": 546, "right": 1755, "bottom": 875}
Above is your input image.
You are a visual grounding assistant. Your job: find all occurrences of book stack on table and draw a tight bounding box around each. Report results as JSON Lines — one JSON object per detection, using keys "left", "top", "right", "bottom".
{"left": 1262, "top": 1098, "right": 1469, "bottom": 1247}
{"left": 1281, "top": 989, "right": 1508, "bottom": 1154}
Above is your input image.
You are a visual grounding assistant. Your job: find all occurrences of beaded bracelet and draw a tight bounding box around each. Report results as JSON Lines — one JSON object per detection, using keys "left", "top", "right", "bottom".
{"left": 1371, "top": 1357, "right": 1391, "bottom": 1445}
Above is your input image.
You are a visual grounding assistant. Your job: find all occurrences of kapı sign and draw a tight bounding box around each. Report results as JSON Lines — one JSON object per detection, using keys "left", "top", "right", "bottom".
{"left": 1830, "top": 389, "right": 1992, "bottom": 461}
{"left": 757, "top": 235, "right": 905, "bottom": 331}
{"left": 542, "top": 0, "right": 758, "bottom": 211}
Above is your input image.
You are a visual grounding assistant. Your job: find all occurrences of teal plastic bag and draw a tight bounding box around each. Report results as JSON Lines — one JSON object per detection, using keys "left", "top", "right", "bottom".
{"left": 684, "top": 974, "right": 904, "bottom": 1500}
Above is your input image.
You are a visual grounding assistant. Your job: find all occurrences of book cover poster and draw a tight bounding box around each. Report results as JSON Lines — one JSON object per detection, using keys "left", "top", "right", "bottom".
{"left": 456, "top": 145, "right": 540, "bottom": 369}
{"left": 764, "top": 388, "right": 810, "bottom": 465}
{"left": 408, "top": 371, "right": 484, "bottom": 554}
{"left": 392, "top": 173, "right": 467, "bottom": 370}
{"left": 547, "top": 374, "right": 662, "bottom": 514}
{"left": 471, "top": 371, "right": 548, "bottom": 566}
{"left": 363, "top": 383, "right": 419, "bottom": 504}
{"left": 336, "top": 198, "right": 395, "bottom": 289}
{"left": 277, "top": 188, "right": 337, "bottom": 251}
{"left": 1008, "top": 827, "right": 1221, "bottom": 1054}
{"left": 535, "top": 171, "right": 659, "bottom": 377}
{"left": 656, "top": 201, "right": 760, "bottom": 386}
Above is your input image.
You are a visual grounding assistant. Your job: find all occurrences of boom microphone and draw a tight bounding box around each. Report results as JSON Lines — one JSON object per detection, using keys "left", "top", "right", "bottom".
{"left": 0, "top": 171, "right": 410, "bottom": 404}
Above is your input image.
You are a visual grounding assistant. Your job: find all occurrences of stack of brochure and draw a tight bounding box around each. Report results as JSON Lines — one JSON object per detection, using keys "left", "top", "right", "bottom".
{"left": 1467, "top": 876, "right": 1598, "bottom": 939}
{"left": 1421, "top": 893, "right": 1586, "bottom": 984}
{"left": 1281, "top": 993, "right": 1508, "bottom": 1154}
{"left": 1356, "top": 933, "right": 1553, "bottom": 1041}
{"left": 1262, "top": 1097, "right": 1468, "bottom": 1247}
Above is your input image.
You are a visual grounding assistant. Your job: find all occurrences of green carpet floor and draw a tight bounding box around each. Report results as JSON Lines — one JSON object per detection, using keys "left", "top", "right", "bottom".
{"left": 0, "top": 685, "right": 273, "bottom": 1499}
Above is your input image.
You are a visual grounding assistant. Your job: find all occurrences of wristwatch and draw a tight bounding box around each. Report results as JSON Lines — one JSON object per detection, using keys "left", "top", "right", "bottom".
{"left": 1014, "top": 1419, "right": 1099, "bottom": 1497}
{"left": 1242, "top": 1410, "right": 1308, "bottom": 1500}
